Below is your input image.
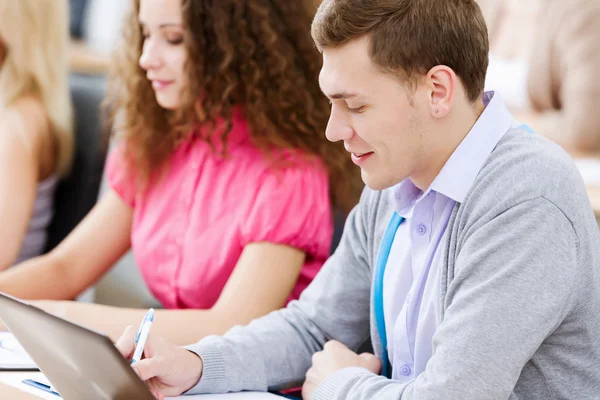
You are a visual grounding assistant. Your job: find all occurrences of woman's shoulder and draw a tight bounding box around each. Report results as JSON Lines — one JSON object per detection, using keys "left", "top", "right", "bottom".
{"left": 237, "top": 150, "right": 333, "bottom": 252}
{"left": 1, "top": 97, "right": 52, "bottom": 156}
{"left": 243, "top": 148, "right": 329, "bottom": 188}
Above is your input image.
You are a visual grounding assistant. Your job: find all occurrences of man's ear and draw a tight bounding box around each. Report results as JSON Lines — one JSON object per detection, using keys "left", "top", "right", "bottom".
{"left": 425, "top": 65, "right": 457, "bottom": 118}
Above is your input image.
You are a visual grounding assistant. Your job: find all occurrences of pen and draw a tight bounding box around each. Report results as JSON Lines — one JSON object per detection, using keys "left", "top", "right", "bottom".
{"left": 22, "top": 379, "right": 61, "bottom": 397}
{"left": 131, "top": 308, "right": 154, "bottom": 364}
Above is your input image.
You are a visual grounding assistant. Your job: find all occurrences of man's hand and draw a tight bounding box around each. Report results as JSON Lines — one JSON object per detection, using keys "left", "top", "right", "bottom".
{"left": 115, "top": 326, "right": 203, "bottom": 400}
{"left": 302, "top": 340, "right": 381, "bottom": 400}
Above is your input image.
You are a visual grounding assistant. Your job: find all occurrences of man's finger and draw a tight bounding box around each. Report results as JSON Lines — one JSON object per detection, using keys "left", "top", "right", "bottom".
{"left": 323, "top": 340, "right": 345, "bottom": 351}
{"left": 115, "top": 325, "right": 137, "bottom": 358}
{"left": 151, "top": 390, "right": 164, "bottom": 400}
{"left": 132, "top": 357, "right": 162, "bottom": 381}
{"left": 147, "top": 379, "right": 165, "bottom": 400}
{"left": 301, "top": 381, "right": 314, "bottom": 400}
{"left": 359, "top": 353, "right": 381, "bottom": 373}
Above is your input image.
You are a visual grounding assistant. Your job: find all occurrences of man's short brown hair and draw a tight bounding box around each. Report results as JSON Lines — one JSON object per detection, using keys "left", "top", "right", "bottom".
{"left": 311, "top": 0, "right": 489, "bottom": 102}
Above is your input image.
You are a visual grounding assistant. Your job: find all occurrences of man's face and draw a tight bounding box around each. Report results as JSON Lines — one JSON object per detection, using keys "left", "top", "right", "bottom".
{"left": 319, "top": 36, "right": 428, "bottom": 190}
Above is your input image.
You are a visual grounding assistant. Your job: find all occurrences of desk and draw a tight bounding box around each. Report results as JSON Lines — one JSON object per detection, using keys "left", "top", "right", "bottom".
{"left": 587, "top": 185, "right": 600, "bottom": 218}
{"left": 569, "top": 151, "right": 600, "bottom": 219}
{"left": 0, "top": 380, "right": 38, "bottom": 399}
{"left": 574, "top": 155, "right": 600, "bottom": 218}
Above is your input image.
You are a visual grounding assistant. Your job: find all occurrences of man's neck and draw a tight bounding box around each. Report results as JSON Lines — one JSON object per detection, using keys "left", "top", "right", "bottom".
{"left": 411, "top": 99, "right": 486, "bottom": 191}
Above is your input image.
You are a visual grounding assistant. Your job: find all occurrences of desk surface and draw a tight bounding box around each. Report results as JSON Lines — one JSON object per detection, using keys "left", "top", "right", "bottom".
{"left": 587, "top": 185, "right": 600, "bottom": 217}
{"left": 0, "top": 381, "right": 38, "bottom": 399}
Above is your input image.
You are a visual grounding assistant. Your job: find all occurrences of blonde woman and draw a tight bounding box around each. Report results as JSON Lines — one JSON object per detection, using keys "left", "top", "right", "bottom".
{"left": 0, "top": 0, "right": 73, "bottom": 269}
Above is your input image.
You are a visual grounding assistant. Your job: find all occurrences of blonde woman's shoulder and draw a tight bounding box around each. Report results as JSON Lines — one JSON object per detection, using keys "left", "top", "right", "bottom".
{"left": 0, "top": 96, "right": 55, "bottom": 178}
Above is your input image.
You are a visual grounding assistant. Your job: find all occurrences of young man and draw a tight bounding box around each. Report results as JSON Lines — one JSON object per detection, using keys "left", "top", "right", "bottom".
{"left": 116, "top": 0, "right": 600, "bottom": 399}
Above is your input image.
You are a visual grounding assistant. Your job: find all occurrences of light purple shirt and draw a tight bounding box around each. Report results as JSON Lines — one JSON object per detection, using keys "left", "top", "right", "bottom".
{"left": 383, "top": 91, "right": 516, "bottom": 381}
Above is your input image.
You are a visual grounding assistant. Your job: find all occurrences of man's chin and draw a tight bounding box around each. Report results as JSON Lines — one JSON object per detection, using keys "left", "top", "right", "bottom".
{"left": 361, "top": 171, "right": 401, "bottom": 191}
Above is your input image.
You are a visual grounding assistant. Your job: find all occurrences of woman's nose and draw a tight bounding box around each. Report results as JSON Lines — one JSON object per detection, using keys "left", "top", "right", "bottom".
{"left": 139, "top": 39, "right": 162, "bottom": 71}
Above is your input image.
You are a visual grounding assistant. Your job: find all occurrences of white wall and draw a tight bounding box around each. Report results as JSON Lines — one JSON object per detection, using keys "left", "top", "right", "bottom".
{"left": 83, "top": 0, "right": 130, "bottom": 54}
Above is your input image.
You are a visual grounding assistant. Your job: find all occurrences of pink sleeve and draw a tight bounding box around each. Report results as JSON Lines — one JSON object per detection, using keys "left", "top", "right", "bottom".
{"left": 240, "top": 161, "right": 333, "bottom": 258}
{"left": 104, "top": 147, "right": 137, "bottom": 207}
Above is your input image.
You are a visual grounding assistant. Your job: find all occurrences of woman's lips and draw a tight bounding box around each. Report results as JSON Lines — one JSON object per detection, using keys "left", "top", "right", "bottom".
{"left": 151, "top": 80, "right": 174, "bottom": 90}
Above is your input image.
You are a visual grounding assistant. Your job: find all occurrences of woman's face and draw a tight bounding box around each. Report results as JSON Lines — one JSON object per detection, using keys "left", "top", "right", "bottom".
{"left": 138, "top": 0, "right": 188, "bottom": 110}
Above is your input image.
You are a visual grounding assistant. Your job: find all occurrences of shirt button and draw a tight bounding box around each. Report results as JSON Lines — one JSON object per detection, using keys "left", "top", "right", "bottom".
{"left": 400, "top": 364, "right": 412, "bottom": 376}
{"left": 416, "top": 223, "right": 427, "bottom": 236}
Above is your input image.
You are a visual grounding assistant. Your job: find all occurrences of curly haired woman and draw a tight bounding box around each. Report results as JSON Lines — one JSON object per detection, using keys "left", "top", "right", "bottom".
{"left": 0, "top": 0, "right": 361, "bottom": 345}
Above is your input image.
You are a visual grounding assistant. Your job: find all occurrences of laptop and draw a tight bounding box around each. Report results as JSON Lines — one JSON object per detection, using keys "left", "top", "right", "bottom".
{"left": 0, "top": 292, "right": 154, "bottom": 400}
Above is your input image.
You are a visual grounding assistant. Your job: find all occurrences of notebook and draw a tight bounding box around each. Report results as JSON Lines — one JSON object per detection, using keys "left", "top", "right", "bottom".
{"left": 0, "top": 333, "right": 37, "bottom": 371}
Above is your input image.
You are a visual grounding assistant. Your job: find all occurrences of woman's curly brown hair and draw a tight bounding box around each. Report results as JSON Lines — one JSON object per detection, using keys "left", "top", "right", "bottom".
{"left": 105, "top": 0, "right": 362, "bottom": 213}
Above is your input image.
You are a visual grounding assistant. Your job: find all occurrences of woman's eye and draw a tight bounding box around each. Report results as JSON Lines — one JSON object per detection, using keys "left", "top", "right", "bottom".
{"left": 347, "top": 105, "right": 364, "bottom": 114}
{"left": 167, "top": 37, "right": 184, "bottom": 45}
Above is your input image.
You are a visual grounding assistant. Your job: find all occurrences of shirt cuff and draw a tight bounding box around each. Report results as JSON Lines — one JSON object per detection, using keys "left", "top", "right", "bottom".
{"left": 312, "top": 367, "right": 374, "bottom": 400}
{"left": 183, "top": 336, "right": 228, "bottom": 395}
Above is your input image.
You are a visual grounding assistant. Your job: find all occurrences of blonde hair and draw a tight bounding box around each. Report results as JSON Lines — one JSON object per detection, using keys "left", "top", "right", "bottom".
{"left": 0, "top": 0, "right": 73, "bottom": 176}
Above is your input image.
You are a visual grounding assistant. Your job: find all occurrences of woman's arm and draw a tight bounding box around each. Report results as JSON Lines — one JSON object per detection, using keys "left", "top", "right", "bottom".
{"left": 35, "top": 242, "right": 306, "bottom": 345}
{"left": 0, "top": 190, "right": 134, "bottom": 300}
{"left": 0, "top": 112, "right": 41, "bottom": 270}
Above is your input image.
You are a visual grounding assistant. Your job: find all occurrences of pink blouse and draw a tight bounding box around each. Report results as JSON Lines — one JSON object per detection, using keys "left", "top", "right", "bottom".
{"left": 105, "top": 111, "right": 332, "bottom": 309}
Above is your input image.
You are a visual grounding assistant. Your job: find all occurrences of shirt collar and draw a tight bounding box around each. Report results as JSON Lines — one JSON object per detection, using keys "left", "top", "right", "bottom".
{"left": 389, "top": 91, "right": 515, "bottom": 214}
{"left": 389, "top": 179, "right": 424, "bottom": 219}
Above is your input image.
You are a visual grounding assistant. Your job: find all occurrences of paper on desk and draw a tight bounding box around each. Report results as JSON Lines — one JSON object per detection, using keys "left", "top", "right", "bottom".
{"left": 0, "top": 371, "right": 282, "bottom": 399}
{"left": 575, "top": 158, "right": 600, "bottom": 186}
{"left": 0, "top": 372, "right": 56, "bottom": 400}
{"left": 171, "top": 393, "right": 283, "bottom": 399}
{"left": 0, "top": 333, "right": 37, "bottom": 370}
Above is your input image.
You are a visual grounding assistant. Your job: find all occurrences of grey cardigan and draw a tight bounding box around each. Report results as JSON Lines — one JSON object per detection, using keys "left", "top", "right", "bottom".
{"left": 187, "top": 127, "right": 600, "bottom": 400}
